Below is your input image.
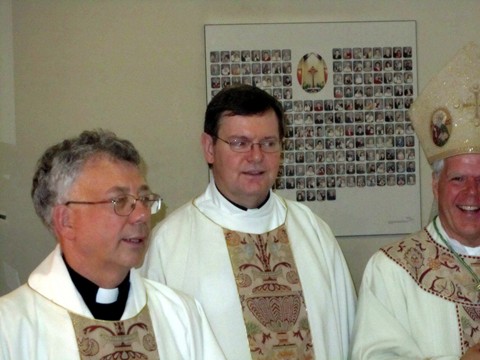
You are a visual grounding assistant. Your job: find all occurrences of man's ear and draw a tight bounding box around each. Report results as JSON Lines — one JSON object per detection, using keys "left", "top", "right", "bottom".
{"left": 201, "top": 132, "right": 215, "bottom": 165}
{"left": 52, "top": 205, "right": 75, "bottom": 240}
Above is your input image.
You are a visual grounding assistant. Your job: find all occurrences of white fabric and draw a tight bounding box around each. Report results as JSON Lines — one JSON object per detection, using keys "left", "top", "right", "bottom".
{"left": 351, "top": 220, "right": 471, "bottom": 360}
{"left": 430, "top": 215, "right": 480, "bottom": 256}
{"left": 141, "top": 181, "right": 357, "bottom": 360}
{"left": 196, "top": 177, "right": 285, "bottom": 234}
{"left": 95, "top": 287, "right": 118, "bottom": 304}
{"left": 0, "top": 245, "right": 225, "bottom": 360}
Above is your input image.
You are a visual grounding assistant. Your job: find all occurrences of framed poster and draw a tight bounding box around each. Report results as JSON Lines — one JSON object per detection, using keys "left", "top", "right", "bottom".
{"left": 205, "top": 21, "right": 421, "bottom": 236}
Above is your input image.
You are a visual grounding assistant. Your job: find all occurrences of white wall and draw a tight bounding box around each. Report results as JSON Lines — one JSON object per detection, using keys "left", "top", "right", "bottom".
{"left": 1, "top": 0, "right": 480, "bottom": 295}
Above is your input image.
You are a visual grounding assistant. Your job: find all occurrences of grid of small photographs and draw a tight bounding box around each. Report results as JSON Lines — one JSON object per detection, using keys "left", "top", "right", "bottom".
{"left": 208, "top": 46, "right": 417, "bottom": 203}
{"left": 209, "top": 49, "right": 293, "bottom": 98}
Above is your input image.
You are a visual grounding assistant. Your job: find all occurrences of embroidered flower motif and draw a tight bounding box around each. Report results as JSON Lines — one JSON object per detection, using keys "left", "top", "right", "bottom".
{"left": 404, "top": 247, "right": 424, "bottom": 269}
{"left": 428, "top": 257, "right": 441, "bottom": 270}
{"left": 277, "top": 228, "right": 289, "bottom": 243}
{"left": 236, "top": 273, "right": 253, "bottom": 287}
{"left": 286, "top": 270, "right": 300, "bottom": 284}
{"left": 142, "top": 333, "right": 157, "bottom": 352}
{"left": 439, "top": 253, "right": 454, "bottom": 265}
{"left": 225, "top": 231, "right": 241, "bottom": 246}
{"left": 78, "top": 337, "right": 99, "bottom": 356}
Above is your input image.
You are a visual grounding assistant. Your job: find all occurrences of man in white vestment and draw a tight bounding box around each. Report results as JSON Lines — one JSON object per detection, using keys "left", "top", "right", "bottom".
{"left": 0, "top": 129, "right": 225, "bottom": 360}
{"left": 141, "top": 85, "right": 357, "bottom": 360}
{"left": 352, "top": 43, "right": 480, "bottom": 360}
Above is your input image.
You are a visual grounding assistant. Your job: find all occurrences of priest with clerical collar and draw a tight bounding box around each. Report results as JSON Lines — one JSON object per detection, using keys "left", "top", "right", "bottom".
{"left": 352, "top": 42, "right": 480, "bottom": 359}
{"left": 0, "top": 129, "right": 225, "bottom": 360}
{"left": 142, "top": 84, "right": 357, "bottom": 360}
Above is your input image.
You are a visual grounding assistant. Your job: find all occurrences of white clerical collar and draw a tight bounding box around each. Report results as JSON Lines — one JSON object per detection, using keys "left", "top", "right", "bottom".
{"left": 429, "top": 217, "right": 480, "bottom": 256}
{"left": 96, "top": 287, "right": 119, "bottom": 304}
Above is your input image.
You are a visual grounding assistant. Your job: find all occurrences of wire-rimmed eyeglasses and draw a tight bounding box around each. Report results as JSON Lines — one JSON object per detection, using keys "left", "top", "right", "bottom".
{"left": 65, "top": 193, "right": 162, "bottom": 216}
{"left": 214, "top": 136, "right": 282, "bottom": 153}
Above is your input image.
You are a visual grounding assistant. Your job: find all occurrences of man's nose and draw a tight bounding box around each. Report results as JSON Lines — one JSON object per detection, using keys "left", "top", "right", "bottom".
{"left": 250, "top": 143, "right": 265, "bottom": 157}
{"left": 465, "top": 177, "right": 480, "bottom": 195}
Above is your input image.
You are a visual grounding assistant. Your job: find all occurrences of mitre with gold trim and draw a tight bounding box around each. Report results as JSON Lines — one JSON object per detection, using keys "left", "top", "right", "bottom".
{"left": 409, "top": 42, "right": 480, "bottom": 164}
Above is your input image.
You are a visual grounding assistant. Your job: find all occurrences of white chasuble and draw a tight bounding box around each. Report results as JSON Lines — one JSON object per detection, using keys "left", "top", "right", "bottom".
{"left": 69, "top": 305, "right": 160, "bottom": 360}
{"left": 224, "top": 224, "right": 315, "bottom": 360}
{"left": 382, "top": 229, "right": 480, "bottom": 352}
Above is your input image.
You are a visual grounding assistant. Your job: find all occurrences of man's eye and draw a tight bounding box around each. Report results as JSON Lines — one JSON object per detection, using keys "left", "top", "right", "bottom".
{"left": 140, "top": 194, "right": 154, "bottom": 203}
{"left": 262, "top": 140, "right": 276, "bottom": 147}
{"left": 232, "top": 139, "right": 249, "bottom": 147}
{"left": 114, "top": 196, "right": 129, "bottom": 207}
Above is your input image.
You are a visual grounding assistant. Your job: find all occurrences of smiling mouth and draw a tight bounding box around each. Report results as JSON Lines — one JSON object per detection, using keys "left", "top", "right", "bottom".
{"left": 244, "top": 170, "right": 265, "bottom": 176}
{"left": 458, "top": 205, "right": 480, "bottom": 212}
{"left": 123, "top": 237, "right": 145, "bottom": 244}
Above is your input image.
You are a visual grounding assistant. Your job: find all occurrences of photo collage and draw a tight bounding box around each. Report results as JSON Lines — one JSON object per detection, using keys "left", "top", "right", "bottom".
{"left": 208, "top": 45, "right": 416, "bottom": 203}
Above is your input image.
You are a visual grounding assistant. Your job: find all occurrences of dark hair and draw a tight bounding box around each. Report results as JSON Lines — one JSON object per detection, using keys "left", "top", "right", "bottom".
{"left": 31, "top": 129, "right": 141, "bottom": 231}
{"left": 204, "top": 85, "right": 284, "bottom": 139}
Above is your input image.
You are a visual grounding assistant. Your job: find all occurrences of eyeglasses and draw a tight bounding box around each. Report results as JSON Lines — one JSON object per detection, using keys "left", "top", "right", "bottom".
{"left": 65, "top": 193, "right": 162, "bottom": 216}
{"left": 214, "top": 136, "right": 282, "bottom": 153}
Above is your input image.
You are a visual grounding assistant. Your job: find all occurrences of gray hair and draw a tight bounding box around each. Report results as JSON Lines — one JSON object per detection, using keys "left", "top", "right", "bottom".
{"left": 31, "top": 129, "right": 141, "bottom": 231}
{"left": 432, "top": 158, "right": 445, "bottom": 179}
{"left": 428, "top": 158, "right": 445, "bottom": 222}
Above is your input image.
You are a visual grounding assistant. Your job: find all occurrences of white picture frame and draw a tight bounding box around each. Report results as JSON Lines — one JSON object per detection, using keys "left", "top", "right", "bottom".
{"left": 205, "top": 21, "right": 420, "bottom": 236}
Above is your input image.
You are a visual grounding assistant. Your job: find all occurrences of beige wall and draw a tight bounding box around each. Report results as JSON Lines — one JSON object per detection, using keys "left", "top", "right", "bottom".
{"left": 1, "top": 0, "right": 480, "bottom": 295}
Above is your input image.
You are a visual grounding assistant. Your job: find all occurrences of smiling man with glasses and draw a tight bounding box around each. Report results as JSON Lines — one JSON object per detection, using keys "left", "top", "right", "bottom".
{"left": 0, "top": 129, "right": 225, "bottom": 359}
{"left": 142, "top": 84, "right": 356, "bottom": 360}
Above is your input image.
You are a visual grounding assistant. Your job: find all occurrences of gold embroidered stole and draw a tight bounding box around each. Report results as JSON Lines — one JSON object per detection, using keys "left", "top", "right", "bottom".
{"left": 69, "top": 305, "right": 160, "bottom": 360}
{"left": 382, "top": 229, "right": 480, "bottom": 353}
{"left": 224, "top": 224, "right": 315, "bottom": 360}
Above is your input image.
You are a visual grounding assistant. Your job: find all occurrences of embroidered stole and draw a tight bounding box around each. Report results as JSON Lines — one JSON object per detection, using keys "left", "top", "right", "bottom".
{"left": 69, "top": 305, "right": 160, "bottom": 360}
{"left": 224, "top": 224, "right": 315, "bottom": 360}
{"left": 382, "top": 229, "right": 480, "bottom": 353}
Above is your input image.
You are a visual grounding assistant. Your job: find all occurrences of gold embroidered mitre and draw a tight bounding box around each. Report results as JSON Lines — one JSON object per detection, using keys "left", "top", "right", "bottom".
{"left": 409, "top": 42, "right": 480, "bottom": 164}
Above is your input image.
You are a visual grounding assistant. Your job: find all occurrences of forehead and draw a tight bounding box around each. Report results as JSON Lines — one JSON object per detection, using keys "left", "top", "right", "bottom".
{"left": 73, "top": 155, "right": 145, "bottom": 194}
{"left": 218, "top": 110, "right": 280, "bottom": 136}
{"left": 444, "top": 154, "right": 480, "bottom": 173}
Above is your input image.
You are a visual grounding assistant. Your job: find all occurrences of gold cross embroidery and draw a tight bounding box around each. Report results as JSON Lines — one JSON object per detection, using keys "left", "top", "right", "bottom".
{"left": 455, "top": 84, "right": 480, "bottom": 127}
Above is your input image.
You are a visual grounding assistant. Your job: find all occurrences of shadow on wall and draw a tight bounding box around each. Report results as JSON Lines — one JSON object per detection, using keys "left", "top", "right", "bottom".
{"left": 0, "top": 260, "right": 21, "bottom": 296}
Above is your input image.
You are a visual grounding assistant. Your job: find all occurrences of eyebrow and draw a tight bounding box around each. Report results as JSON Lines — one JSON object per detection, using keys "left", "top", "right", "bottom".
{"left": 106, "top": 184, "right": 151, "bottom": 196}
{"left": 227, "top": 135, "right": 279, "bottom": 140}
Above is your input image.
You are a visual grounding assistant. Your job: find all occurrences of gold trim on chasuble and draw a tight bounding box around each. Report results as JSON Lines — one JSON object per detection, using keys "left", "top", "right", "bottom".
{"left": 382, "top": 229, "right": 480, "bottom": 353}
{"left": 224, "top": 224, "right": 315, "bottom": 360}
{"left": 69, "top": 304, "right": 160, "bottom": 360}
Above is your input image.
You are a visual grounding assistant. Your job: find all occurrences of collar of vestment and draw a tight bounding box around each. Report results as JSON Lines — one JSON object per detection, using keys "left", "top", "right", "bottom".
{"left": 64, "top": 258, "right": 130, "bottom": 321}
{"left": 193, "top": 177, "right": 286, "bottom": 233}
{"left": 216, "top": 183, "right": 270, "bottom": 211}
{"left": 431, "top": 216, "right": 480, "bottom": 256}
{"left": 381, "top": 222, "right": 480, "bottom": 304}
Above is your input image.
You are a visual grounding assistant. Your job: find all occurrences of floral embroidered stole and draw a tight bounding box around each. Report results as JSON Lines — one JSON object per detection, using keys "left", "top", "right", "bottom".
{"left": 224, "top": 224, "right": 315, "bottom": 360}
{"left": 69, "top": 304, "right": 159, "bottom": 360}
